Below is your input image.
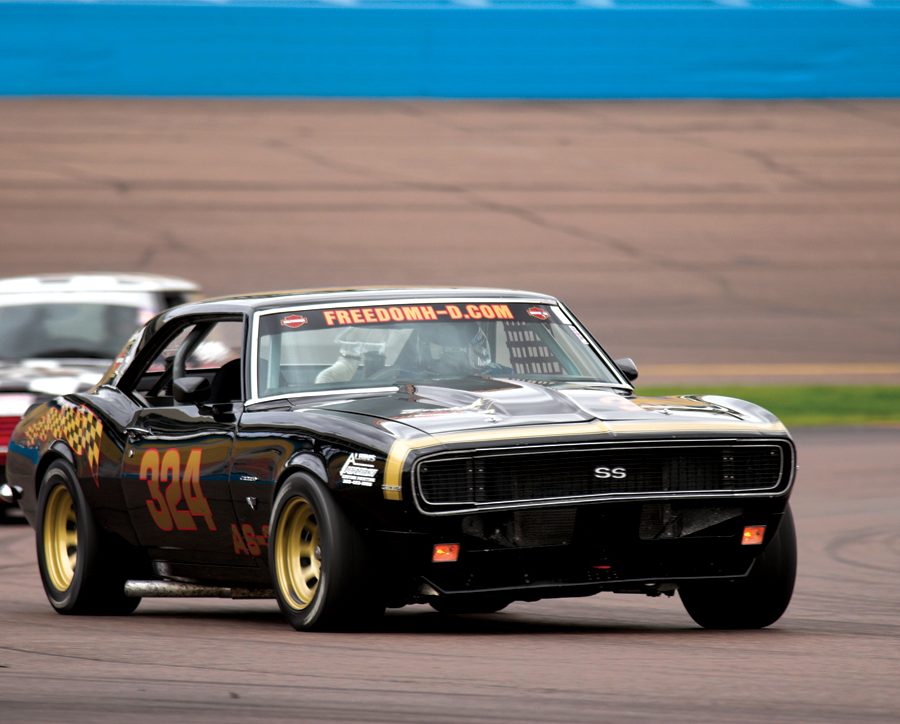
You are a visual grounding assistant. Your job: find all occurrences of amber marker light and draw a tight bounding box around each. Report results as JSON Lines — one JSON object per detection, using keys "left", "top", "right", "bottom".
{"left": 741, "top": 525, "right": 766, "bottom": 546}
{"left": 432, "top": 544, "right": 460, "bottom": 563}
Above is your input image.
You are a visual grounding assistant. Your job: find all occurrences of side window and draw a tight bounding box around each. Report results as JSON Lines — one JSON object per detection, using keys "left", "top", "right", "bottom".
{"left": 133, "top": 324, "right": 199, "bottom": 403}
{"left": 186, "top": 321, "right": 242, "bottom": 371}
{"left": 130, "top": 319, "right": 245, "bottom": 406}
{"left": 147, "top": 325, "right": 196, "bottom": 374}
{"left": 189, "top": 320, "right": 244, "bottom": 404}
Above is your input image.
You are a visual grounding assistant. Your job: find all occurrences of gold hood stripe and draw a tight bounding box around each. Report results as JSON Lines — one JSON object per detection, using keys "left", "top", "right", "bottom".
{"left": 606, "top": 420, "right": 787, "bottom": 435}
{"left": 381, "top": 417, "right": 787, "bottom": 501}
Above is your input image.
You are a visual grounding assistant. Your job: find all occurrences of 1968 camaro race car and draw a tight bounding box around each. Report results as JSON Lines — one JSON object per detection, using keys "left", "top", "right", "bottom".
{"left": 2, "top": 288, "right": 797, "bottom": 631}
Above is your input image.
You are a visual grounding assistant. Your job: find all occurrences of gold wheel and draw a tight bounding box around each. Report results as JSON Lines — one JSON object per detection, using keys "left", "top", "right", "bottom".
{"left": 43, "top": 484, "right": 78, "bottom": 592}
{"left": 274, "top": 497, "right": 321, "bottom": 611}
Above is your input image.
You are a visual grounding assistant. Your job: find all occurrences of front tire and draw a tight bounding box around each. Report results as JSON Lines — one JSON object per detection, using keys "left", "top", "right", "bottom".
{"left": 269, "top": 473, "right": 383, "bottom": 631}
{"left": 679, "top": 505, "right": 797, "bottom": 629}
{"left": 36, "top": 459, "right": 140, "bottom": 615}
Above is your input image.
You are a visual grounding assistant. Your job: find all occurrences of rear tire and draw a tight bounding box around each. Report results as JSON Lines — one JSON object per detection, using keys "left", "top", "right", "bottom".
{"left": 679, "top": 505, "right": 796, "bottom": 629}
{"left": 269, "top": 473, "right": 384, "bottom": 631}
{"left": 36, "top": 459, "right": 140, "bottom": 615}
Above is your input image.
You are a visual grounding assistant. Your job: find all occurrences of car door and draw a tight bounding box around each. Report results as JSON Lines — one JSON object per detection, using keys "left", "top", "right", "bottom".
{"left": 119, "top": 317, "right": 250, "bottom": 567}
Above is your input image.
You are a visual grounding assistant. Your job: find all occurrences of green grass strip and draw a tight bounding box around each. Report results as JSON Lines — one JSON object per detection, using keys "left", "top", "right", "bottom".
{"left": 634, "top": 385, "right": 900, "bottom": 427}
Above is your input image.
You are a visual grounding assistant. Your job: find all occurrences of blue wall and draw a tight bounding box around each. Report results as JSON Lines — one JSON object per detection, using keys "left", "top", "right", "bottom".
{"left": 1, "top": 1, "right": 899, "bottom": 98}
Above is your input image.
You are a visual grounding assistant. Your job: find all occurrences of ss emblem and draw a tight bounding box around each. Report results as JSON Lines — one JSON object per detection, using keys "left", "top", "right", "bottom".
{"left": 594, "top": 466, "right": 627, "bottom": 480}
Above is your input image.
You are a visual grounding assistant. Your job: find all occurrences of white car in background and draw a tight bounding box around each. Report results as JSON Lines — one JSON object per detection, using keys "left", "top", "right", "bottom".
{"left": 0, "top": 273, "right": 200, "bottom": 514}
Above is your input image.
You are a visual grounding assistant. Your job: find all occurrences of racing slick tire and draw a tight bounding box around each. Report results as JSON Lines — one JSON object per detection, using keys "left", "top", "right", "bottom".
{"left": 679, "top": 505, "right": 797, "bottom": 629}
{"left": 269, "top": 473, "right": 384, "bottom": 631}
{"left": 36, "top": 459, "right": 141, "bottom": 615}
{"left": 429, "top": 596, "right": 512, "bottom": 615}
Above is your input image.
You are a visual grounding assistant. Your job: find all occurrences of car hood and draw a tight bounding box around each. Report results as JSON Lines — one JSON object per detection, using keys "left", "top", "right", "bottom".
{"left": 308, "top": 378, "right": 783, "bottom": 437}
{"left": 0, "top": 359, "right": 109, "bottom": 396}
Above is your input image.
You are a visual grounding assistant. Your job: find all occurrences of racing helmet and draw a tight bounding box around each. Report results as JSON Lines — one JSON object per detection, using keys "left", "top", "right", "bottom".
{"left": 416, "top": 322, "right": 491, "bottom": 375}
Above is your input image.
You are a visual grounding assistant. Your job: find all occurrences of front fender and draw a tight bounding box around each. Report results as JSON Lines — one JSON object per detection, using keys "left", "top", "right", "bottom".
{"left": 283, "top": 451, "right": 328, "bottom": 484}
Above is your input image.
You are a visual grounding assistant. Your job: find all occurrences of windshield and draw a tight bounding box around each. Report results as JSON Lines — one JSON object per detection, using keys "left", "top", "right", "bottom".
{"left": 0, "top": 292, "right": 157, "bottom": 361}
{"left": 254, "top": 301, "right": 620, "bottom": 398}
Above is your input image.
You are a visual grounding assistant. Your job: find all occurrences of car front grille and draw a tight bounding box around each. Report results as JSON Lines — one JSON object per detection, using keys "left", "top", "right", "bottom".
{"left": 414, "top": 441, "right": 790, "bottom": 513}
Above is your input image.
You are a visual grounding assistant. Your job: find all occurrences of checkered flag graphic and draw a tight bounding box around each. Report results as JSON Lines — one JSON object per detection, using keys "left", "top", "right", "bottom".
{"left": 24, "top": 403, "right": 104, "bottom": 487}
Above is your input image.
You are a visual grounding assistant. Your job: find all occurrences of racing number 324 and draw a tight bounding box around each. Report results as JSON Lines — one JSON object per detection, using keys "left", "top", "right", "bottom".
{"left": 140, "top": 448, "right": 217, "bottom": 532}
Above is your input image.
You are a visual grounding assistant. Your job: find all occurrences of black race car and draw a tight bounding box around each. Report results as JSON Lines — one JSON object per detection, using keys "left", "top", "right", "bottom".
{"left": 2, "top": 288, "right": 797, "bottom": 631}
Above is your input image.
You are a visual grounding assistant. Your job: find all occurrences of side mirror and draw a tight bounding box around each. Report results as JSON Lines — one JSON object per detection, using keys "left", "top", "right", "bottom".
{"left": 173, "top": 376, "right": 211, "bottom": 404}
{"left": 614, "top": 357, "right": 639, "bottom": 382}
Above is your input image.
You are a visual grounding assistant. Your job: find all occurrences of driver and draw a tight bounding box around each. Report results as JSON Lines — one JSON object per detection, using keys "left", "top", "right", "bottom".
{"left": 316, "top": 323, "right": 494, "bottom": 384}
{"left": 415, "top": 322, "right": 492, "bottom": 377}
{"left": 315, "top": 329, "right": 388, "bottom": 385}
{"left": 315, "top": 339, "right": 364, "bottom": 385}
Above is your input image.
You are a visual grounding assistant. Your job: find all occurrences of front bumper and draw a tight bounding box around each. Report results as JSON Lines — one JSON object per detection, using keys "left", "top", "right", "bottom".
{"left": 377, "top": 498, "right": 789, "bottom": 604}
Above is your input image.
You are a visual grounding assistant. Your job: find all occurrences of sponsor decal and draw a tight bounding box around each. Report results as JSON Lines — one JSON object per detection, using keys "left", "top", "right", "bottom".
{"left": 339, "top": 452, "right": 379, "bottom": 487}
{"left": 139, "top": 448, "right": 217, "bottom": 532}
{"left": 280, "top": 314, "right": 308, "bottom": 329}
{"left": 321, "top": 303, "right": 515, "bottom": 327}
{"left": 232, "top": 523, "right": 269, "bottom": 557}
{"left": 24, "top": 403, "right": 103, "bottom": 487}
{"left": 527, "top": 306, "right": 551, "bottom": 321}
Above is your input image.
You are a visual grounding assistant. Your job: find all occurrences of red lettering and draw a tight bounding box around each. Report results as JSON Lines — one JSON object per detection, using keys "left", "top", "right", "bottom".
{"left": 322, "top": 302, "right": 513, "bottom": 327}
{"left": 242, "top": 523, "right": 262, "bottom": 556}
{"left": 232, "top": 523, "right": 270, "bottom": 557}
{"left": 142, "top": 448, "right": 173, "bottom": 531}
{"left": 231, "top": 524, "right": 250, "bottom": 555}
{"left": 161, "top": 449, "right": 196, "bottom": 531}
{"left": 182, "top": 448, "right": 216, "bottom": 531}
{"left": 140, "top": 447, "right": 216, "bottom": 533}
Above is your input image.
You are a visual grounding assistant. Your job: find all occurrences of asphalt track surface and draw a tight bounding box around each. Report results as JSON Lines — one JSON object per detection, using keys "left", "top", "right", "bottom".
{"left": 0, "top": 427, "right": 897, "bottom": 722}
{"left": 1, "top": 100, "right": 900, "bottom": 382}
{"left": 1, "top": 101, "right": 899, "bottom": 721}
